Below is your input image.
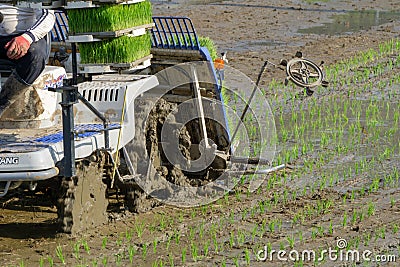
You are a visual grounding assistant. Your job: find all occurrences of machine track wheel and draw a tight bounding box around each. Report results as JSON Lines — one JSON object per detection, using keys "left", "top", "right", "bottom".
{"left": 57, "top": 152, "right": 108, "bottom": 234}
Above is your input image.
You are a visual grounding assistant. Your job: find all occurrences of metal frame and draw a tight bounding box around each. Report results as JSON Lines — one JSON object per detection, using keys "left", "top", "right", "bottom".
{"left": 49, "top": 81, "right": 120, "bottom": 177}
{"left": 151, "top": 16, "right": 200, "bottom": 50}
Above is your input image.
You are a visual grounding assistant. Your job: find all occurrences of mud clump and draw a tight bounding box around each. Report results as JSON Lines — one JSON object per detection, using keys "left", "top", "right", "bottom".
{"left": 0, "top": 74, "right": 44, "bottom": 124}
{"left": 57, "top": 154, "right": 108, "bottom": 235}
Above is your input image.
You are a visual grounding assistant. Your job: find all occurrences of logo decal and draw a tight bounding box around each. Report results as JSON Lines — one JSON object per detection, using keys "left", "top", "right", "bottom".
{"left": 0, "top": 157, "right": 19, "bottom": 165}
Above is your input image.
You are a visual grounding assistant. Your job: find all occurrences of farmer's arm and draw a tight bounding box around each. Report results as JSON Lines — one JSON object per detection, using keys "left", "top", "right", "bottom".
{"left": 5, "top": 9, "right": 55, "bottom": 60}
{"left": 21, "top": 9, "right": 55, "bottom": 43}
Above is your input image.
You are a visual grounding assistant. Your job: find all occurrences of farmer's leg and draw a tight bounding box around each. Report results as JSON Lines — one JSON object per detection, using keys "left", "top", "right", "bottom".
{"left": 14, "top": 36, "right": 48, "bottom": 85}
{"left": 0, "top": 37, "right": 47, "bottom": 121}
{"left": 0, "top": 35, "right": 14, "bottom": 59}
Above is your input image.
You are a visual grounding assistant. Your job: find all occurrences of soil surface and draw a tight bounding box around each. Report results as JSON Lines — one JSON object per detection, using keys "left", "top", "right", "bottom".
{"left": 1, "top": 0, "right": 400, "bottom": 266}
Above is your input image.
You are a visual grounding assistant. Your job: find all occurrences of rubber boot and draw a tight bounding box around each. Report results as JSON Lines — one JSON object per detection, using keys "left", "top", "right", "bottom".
{"left": 0, "top": 73, "right": 44, "bottom": 127}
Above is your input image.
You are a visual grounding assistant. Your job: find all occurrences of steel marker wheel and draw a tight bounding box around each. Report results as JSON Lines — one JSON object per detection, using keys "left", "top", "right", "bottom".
{"left": 286, "top": 58, "right": 323, "bottom": 88}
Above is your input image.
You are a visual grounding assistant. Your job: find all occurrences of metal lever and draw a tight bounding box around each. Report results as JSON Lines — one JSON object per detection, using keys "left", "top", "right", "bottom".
{"left": 191, "top": 64, "right": 210, "bottom": 149}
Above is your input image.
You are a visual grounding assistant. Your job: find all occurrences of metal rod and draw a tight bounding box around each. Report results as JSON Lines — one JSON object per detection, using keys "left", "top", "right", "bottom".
{"left": 0, "top": 181, "right": 11, "bottom": 197}
{"left": 122, "top": 147, "right": 136, "bottom": 176}
{"left": 77, "top": 93, "right": 110, "bottom": 149}
{"left": 228, "top": 60, "right": 270, "bottom": 148}
{"left": 191, "top": 64, "right": 210, "bottom": 149}
{"left": 60, "top": 86, "right": 79, "bottom": 178}
{"left": 230, "top": 156, "right": 271, "bottom": 165}
{"left": 71, "top": 43, "right": 78, "bottom": 85}
{"left": 225, "top": 164, "right": 285, "bottom": 175}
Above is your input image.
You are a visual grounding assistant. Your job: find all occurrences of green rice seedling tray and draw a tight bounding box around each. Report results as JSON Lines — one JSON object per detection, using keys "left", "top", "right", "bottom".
{"left": 67, "top": 23, "right": 154, "bottom": 42}
{"left": 78, "top": 54, "right": 152, "bottom": 74}
{"left": 78, "top": 33, "right": 151, "bottom": 64}
{"left": 67, "top": 1, "right": 152, "bottom": 33}
{"left": 65, "top": 0, "right": 145, "bottom": 9}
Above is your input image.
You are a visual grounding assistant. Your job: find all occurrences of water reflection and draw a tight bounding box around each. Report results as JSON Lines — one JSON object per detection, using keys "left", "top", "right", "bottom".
{"left": 299, "top": 10, "right": 400, "bottom": 35}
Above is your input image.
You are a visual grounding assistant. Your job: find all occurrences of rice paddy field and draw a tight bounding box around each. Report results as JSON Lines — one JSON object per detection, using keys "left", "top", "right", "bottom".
{"left": 1, "top": 0, "right": 400, "bottom": 266}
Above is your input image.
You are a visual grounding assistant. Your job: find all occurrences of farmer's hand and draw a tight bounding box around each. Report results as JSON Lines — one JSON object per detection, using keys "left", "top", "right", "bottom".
{"left": 5, "top": 35, "right": 31, "bottom": 60}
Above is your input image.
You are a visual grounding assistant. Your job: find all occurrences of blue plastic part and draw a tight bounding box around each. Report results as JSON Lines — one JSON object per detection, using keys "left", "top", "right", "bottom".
{"left": 34, "top": 124, "right": 120, "bottom": 144}
{"left": 0, "top": 124, "right": 119, "bottom": 154}
{"left": 51, "top": 11, "right": 69, "bottom": 42}
{"left": 199, "top": 47, "right": 231, "bottom": 141}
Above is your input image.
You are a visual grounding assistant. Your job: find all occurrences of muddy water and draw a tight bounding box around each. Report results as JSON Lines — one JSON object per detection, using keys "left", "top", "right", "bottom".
{"left": 151, "top": 0, "right": 226, "bottom": 4}
{"left": 299, "top": 10, "right": 400, "bottom": 35}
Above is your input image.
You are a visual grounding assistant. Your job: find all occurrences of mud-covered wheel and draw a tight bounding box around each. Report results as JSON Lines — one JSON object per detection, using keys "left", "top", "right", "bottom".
{"left": 121, "top": 98, "right": 160, "bottom": 213}
{"left": 57, "top": 153, "right": 108, "bottom": 234}
{"left": 122, "top": 98, "right": 193, "bottom": 212}
{"left": 286, "top": 58, "right": 323, "bottom": 88}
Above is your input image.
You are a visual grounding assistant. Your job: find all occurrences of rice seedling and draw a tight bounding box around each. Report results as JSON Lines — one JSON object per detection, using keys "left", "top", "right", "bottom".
{"left": 199, "top": 36, "right": 218, "bottom": 61}
{"left": 393, "top": 223, "right": 399, "bottom": 234}
{"left": 364, "top": 233, "right": 371, "bottom": 246}
{"left": 153, "top": 238, "right": 158, "bottom": 253}
{"left": 165, "top": 236, "right": 172, "bottom": 250}
{"left": 102, "top": 256, "right": 108, "bottom": 266}
{"left": 135, "top": 220, "right": 145, "bottom": 239}
{"left": 238, "top": 230, "right": 246, "bottom": 246}
{"left": 189, "top": 226, "right": 196, "bottom": 241}
{"left": 158, "top": 215, "right": 168, "bottom": 230}
{"left": 268, "top": 220, "right": 276, "bottom": 233}
{"left": 181, "top": 247, "right": 187, "bottom": 264}
{"left": 115, "top": 253, "right": 123, "bottom": 266}
{"left": 391, "top": 197, "right": 396, "bottom": 207}
{"left": 55, "top": 245, "right": 65, "bottom": 264}
{"left": 229, "top": 231, "right": 235, "bottom": 248}
{"left": 233, "top": 256, "right": 240, "bottom": 267}
{"left": 279, "top": 241, "right": 285, "bottom": 250}
{"left": 73, "top": 241, "right": 81, "bottom": 259}
{"left": 142, "top": 243, "right": 148, "bottom": 260}
{"left": 191, "top": 242, "right": 199, "bottom": 262}
{"left": 221, "top": 258, "right": 226, "bottom": 267}
{"left": 287, "top": 235, "right": 295, "bottom": 249}
{"left": 152, "top": 259, "right": 165, "bottom": 267}
{"left": 377, "top": 226, "right": 386, "bottom": 239}
{"left": 68, "top": 1, "right": 152, "bottom": 34}
{"left": 367, "top": 202, "right": 375, "bottom": 217}
{"left": 244, "top": 248, "right": 251, "bottom": 265}
{"left": 203, "top": 241, "right": 210, "bottom": 257}
{"left": 115, "top": 237, "right": 122, "bottom": 247}
{"left": 178, "top": 211, "right": 184, "bottom": 223}
{"left": 213, "top": 235, "right": 219, "bottom": 253}
{"left": 351, "top": 209, "right": 358, "bottom": 225}
{"left": 79, "top": 33, "right": 151, "bottom": 64}
{"left": 128, "top": 245, "right": 136, "bottom": 264}
{"left": 125, "top": 229, "right": 133, "bottom": 242}
{"left": 342, "top": 211, "right": 348, "bottom": 227}
{"left": 168, "top": 254, "right": 174, "bottom": 267}
{"left": 47, "top": 256, "right": 54, "bottom": 267}
{"left": 102, "top": 237, "right": 108, "bottom": 249}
